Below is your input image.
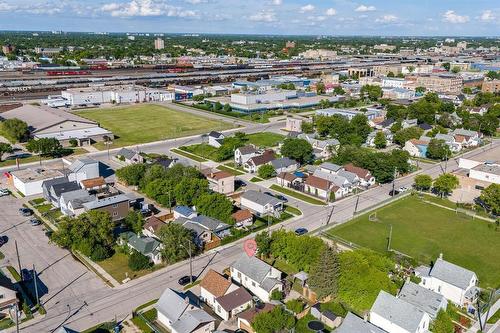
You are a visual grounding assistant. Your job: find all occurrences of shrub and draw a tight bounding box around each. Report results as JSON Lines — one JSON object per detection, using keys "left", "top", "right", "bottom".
{"left": 69, "top": 138, "right": 78, "bottom": 147}
{"left": 90, "top": 244, "right": 113, "bottom": 261}
{"left": 128, "top": 250, "right": 152, "bottom": 271}
{"left": 270, "top": 289, "right": 284, "bottom": 301}
{"left": 285, "top": 299, "right": 304, "bottom": 314}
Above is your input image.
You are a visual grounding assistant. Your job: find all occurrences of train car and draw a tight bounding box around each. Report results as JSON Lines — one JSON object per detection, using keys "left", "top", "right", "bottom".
{"left": 46, "top": 70, "right": 92, "bottom": 76}
{"left": 89, "top": 64, "right": 108, "bottom": 70}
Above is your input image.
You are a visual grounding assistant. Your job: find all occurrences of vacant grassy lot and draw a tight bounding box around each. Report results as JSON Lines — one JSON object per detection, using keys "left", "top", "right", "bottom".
{"left": 328, "top": 195, "right": 500, "bottom": 287}
{"left": 246, "top": 132, "right": 284, "bottom": 147}
{"left": 270, "top": 185, "right": 326, "bottom": 206}
{"left": 76, "top": 105, "right": 234, "bottom": 149}
{"left": 181, "top": 143, "right": 219, "bottom": 160}
{"left": 98, "top": 252, "right": 158, "bottom": 283}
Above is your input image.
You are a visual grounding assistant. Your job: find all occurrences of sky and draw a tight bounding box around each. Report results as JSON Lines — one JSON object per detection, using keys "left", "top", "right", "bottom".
{"left": 0, "top": 0, "right": 498, "bottom": 36}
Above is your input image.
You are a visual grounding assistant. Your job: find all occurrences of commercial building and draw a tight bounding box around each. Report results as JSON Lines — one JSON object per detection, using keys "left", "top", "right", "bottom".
{"left": 2, "top": 44, "right": 15, "bottom": 54}
{"left": 154, "top": 38, "right": 165, "bottom": 50}
{"left": 315, "top": 108, "right": 383, "bottom": 121}
{"left": 373, "top": 65, "right": 403, "bottom": 76}
{"left": 61, "top": 85, "right": 174, "bottom": 106}
{"left": 458, "top": 158, "right": 500, "bottom": 185}
{"left": 299, "top": 49, "right": 337, "bottom": 60}
{"left": 482, "top": 79, "right": 500, "bottom": 93}
{"left": 415, "top": 74, "right": 463, "bottom": 94}
{"left": 10, "top": 168, "right": 64, "bottom": 196}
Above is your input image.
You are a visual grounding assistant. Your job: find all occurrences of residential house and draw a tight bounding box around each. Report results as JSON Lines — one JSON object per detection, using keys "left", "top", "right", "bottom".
{"left": 191, "top": 215, "right": 232, "bottom": 239}
{"left": 42, "top": 177, "right": 80, "bottom": 207}
{"left": 173, "top": 206, "right": 197, "bottom": 219}
{"left": 240, "top": 190, "right": 284, "bottom": 217}
{"left": 231, "top": 209, "right": 254, "bottom": 229}
{"left": 298, "top": 134, "right": 340, "bottom": 159}
{"left": 276, "top": 172, "right": 304, "bottom": 190}
{"left": 82, "top": 194, "right": 130, "bottom": 221}
{"left": 415, "top": 254, "right": 479, "bottom": 307}
{"left": 116, "top": 148, "right": 144, "bottom": 164}
{"left": 59, "top": 189, "right": 96, "bottom": 217}
{"left": 373, "top": 118, "right": 395, "bottom": 130}
{"left": 174, "top": 215, "right": 231, "bottom": 248}
{"left": 270, "top": 157, "right": 299, "bottom": 174}
{"left": 434, "top": 134, "right": 461, "bottom": 153}
{"left": 335, "top": 312, "right": 387, "bottom": 333}
{"left": 155, "top": 157, "right": 178, "bottom": 169}
{"left": 80, "top": 177, "right": 107, "bottom": 192}
{"left": 65, "top": 158, "right": 100, "bottom": 183}
{"left": 200, "top": 269, "right": 236, "bottom": 308}
{"left": 156, "top": 288, "right": 215, "bottom": 333}
{"left": 204, "top": 170, "right": 235, "bottom": 194}
{"left": 0, "top": 277, "right": 18, "bottom": 319}
{"left": 143, "top": 216, "right": 167, "bottom": 239}
{"left": 344, "top": 163, "right": 376, "bottom": 187}
{"left": 10, "top": 168, "right": 64, "bottom": 196}
{"left": 404, "top": 139, "right": 429, "bottom": 158}
{"left": 370, "top": 290, "right": 430, "bottom": 333}
{"left": 451, "top": 128, "right": 481, "bottom": 148}
{"left": 119, "top": 231, "right": 162, "bottom": 265}
{"left": 418, "top": 123, "right": 433, "bottom": 132}
{"left": 310, "top": 303, "right": 343, "bottom": 328}
{"left": 318, "top": 162, "right": 343, "bottom": 175}
{"left": 312, "top": 170, "right": 351, "bottom": 196}
{"left": 208, "top": 131, "right": 225, "bottom": 148}
{"left": 285, "top": 117, "right": 304, "bottom": 132}
{"left": 366, "top": 130, "right": 393, "bottom": 148}
{"left": 234, "top": 145, "right": 259, "bottom": 166}
{"left": 398, "top": 281, "right": 447, "bottom": 318}
{"left": 214, "top": 287, "right": 253, "bottom": 321}
{"left": 237, "top": 304, "right": 275, "bottom": 333}
{"left": 402, "top": 119, "right": 418, "bottom": 129}
{"left": 243, "top": 150, "right": 275, "bottom": 173}
{"left": 230, "top": 254, "right": 283, "bottom": 302}
{"left": 304, "top": 175, "right": 341, "bottom": 201}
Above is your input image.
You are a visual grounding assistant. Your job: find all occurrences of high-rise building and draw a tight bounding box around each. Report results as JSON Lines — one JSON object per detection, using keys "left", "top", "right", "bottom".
{"left": 2, "top": 44, "right": 15, "bottom": 54}
{"left": 155, "top": 38, "right": 165, "bottom": 50}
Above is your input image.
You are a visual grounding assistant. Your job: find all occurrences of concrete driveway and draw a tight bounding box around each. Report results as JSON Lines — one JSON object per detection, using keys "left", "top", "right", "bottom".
{"left": 0, "top": 195, "right": 108, "bottom": 321}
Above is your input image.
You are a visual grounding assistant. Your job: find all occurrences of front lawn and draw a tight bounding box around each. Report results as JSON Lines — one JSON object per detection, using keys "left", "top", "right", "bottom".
{"left": 171, "top": 148, "right": 207, "bottom": 162}
{"left": 76, "top": 104, "right": 234, "bottom": 149}
{"left": 270, "top": 185, "right": 327, "bottom": 206}
{"left": 98, "top": 251, "right": 160, "bottom": 283}
{"left": 216, "top": 165, "right": 245, "bottom": 176}
{"left": 328, "top": 195, "right": 500, "bottom": 287}
{"left": 246, "top": 132, "right": 285, "bottom": 148}
{"left": 181, "top": 144, "right": 219, "bottom": 160}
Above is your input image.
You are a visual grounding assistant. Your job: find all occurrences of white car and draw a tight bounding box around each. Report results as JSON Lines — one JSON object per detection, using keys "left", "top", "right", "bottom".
{"left": 0, "top": 189, "right": 9, "bottom": 197}
{"left": 398, "top": 186, "right": 411, "bottom": 192}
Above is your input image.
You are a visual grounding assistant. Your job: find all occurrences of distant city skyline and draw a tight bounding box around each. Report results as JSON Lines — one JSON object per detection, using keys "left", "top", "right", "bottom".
{"left": 0, "top": 0, "right": 498, "bottom": 37}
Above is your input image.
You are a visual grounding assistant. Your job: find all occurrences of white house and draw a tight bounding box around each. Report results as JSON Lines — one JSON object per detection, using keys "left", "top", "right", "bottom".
{"left": 398, "top": 281, "right": 447, "bottom": 319}
{"left": 243, "top": 150, "right": 275, "bottom": 173}
{"left": 156, "top": 288, "right": 215, "bottom": 333}
{"left": 335, "top": 312, "right": 387, "bottom": 333}
{"left": 208, "top": 131, "right": 225, "bottom": 148}
{"left": 344, "top": 163, "right": 376, "bottom": 187}
{"left": 200, "top": 269, "right": 237, "bottom": 308}
{"left": 298, "top": 134, "right": 339, "bottom": 159}
{"left": 59, "top": 189, "right": 96, "bottom": 217}
{"left": 370, "top": 290, "right": 431, "bottom": 333}
{"left": 115, "top": 148, "right": 144, "bottom": 165}
{"left": 64, "top": 158, "right": 100, "bottom": 183}
{"left": 451, "top": 128, "right": 481, "bottom": 148}
{"left": 415, "top": 254, "right": 479, "bottom": 307}
{"left": 240, "top": 190, "right": 284, "bottom": 217}
{"left": 303, "top": 175, "right": 343, "bottom": 201}
{"left": 270, "top": 157, "right": 299, "bottom": 174}
{"left": 234, "top": 145, "right": 260, "bottom": 166}
{"left": 230, "top": 254, "right": 283, "bottom": 302}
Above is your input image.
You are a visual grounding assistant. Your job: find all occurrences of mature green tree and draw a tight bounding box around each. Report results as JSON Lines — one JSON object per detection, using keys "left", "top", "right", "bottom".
{"left": 195, "top": 192, "right": 234, "bottom": 224}
{"left": 308, "top": 246, "right": 340, "bottom": 300}
{"left": 125, "top": 211, "right": 145, "bottom": 234}
{"left": 433, "top": 173, "right": 459, "bottom": 197}
{"left": 26, "top": 138, "right": 62, "bottom": 161}
{"left": 0, "top": 142, "right": 13, "bottom": 162}
{"left": 333, "top": 86, "right": 345, "bottom": 95}
{"left": 414, "top": 174, "right": 433, "bottom": 191}
{"left": 115, "top": 164, "right": 147, "bottom": 186}
{"left": 128, "top": 250, "right": 151, "bottom": 271}
{"left": 431, "top": 310, "right": 454, "bottom": 333}
{"left": 280, "top": 138, "right": 313, "bottom": 164}
{"left": 393, "top": 127, "right": 424, "bottom": 146}
{"left": 451, "top": 66, "right": 461, "bottom": 74}
{"left": 350, "top": 114, "right": 372, "bottom": 143}
{"left": 173, "top": 178, "right": 209, "bottom": 206}
{"left": 255, "top": 232, "right": 272, "bottom": 258}
{"left": 223, "top": 103, "right": 232, "bottom": 112}
{"left": 301, "top": 121, "right": 314, "bottom": 134}
{"left": 258, "top": 164, "right": 276, "bottom": 179}
{"left": 426, "top": 139, "right": 451, "bottom": 160}
{"left": 486, "top": 70, "right": 500, "bottom": 80}
{"left": 252, "top": 306, "right": 295, "bottom": 333}
{"left": 387, "top": 71, "right": 395, "bottom": 77}
{"left": 316, "top": 82, "right": 326, "bottom": 95}
{"left": 374, "top": 131, "right": 387, "bottom": 149}
{"left": 479, "top": 184, "right": 500, "bottom": 215}
{"left": 158, "top": 223, "right": 196, "bottom": 264}
{"left": 360, "top": 84, "right": 383, "bottom": 101}
{"left": 442, "top": 62, "right": 451, "bottom": 71}
{"left": 1, "top": 118, "right": 28, "bottom": 142}
{"left": 415, "top": 86, "right": 426, "bottom": 94}
{"left": 390, "top": 121, "right": 403, "bottom": 133}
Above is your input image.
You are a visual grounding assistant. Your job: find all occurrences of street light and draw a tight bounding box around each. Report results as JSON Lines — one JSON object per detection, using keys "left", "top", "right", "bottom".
{"left": 103, "top": 135, "right": 113, "bottom": 160}
{"left": 179, "top": 241, "right": 193, "bottom": 284}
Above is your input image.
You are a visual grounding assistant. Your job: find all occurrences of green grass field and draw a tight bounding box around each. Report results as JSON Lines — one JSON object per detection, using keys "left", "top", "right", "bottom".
{"left": 76, "top": 105, "right": 234, "bottom": 149}
{"left": 328, "top": 195, "right": 500, "bottom": 288}
{"left": 245, "top": 132, "right": 284, "bottom": 147}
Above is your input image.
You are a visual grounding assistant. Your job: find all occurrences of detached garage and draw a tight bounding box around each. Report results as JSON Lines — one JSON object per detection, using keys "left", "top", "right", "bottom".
{"left": 10, "top": 168, "right": 64, "bottom": 196}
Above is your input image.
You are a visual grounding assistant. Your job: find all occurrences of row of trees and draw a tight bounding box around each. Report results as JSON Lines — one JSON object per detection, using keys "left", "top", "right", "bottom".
{"left": 315, "top": 113, "right": 372, "bottom": 146}
{"left": 116, "top": 163, "right": 235, "bottom": 224}
{"left": 414, "top": 173, "right": 459, "bottom": 197}
{"left": 332, "top": 145, "right": 411, "bottom": 183}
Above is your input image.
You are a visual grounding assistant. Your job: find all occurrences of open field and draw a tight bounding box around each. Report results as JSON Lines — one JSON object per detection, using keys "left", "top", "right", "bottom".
{"left": 327, "top": 195, "right": 500, "bottom": 287}
{"left": 245, "top": 132, "right": 285, "bottom": 147}
{"left": 76, "top": 104, "right": 234, "bottom": 149}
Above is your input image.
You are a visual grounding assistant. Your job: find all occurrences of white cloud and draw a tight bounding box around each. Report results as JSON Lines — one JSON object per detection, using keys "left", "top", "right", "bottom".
{"left": 375, "top": 14, "right": 398, "bottom": 23}
{"left": 101, "top": 0, "right": 196, "bottom": 18}
{"left": 480, "top": 10, "right": 495, "bottom": 21}
{"left": 326, "top": 8, "right": 337, "bottom": 16}
{"left": 185, "top": 0, "right": 208, "bottom": 4}
{"left": 300, "top": 4, "right": 315, "bottom": 13}
{"left": 271, "top": 0, "right": 282, "bottom": 5}
{"left": 355, "top": 5, "right": 376, "bottom": 12}
{"left": 249, "top": 10, "right": 277, "bottom": 22}
{"left": 442, "top": 10, "right": 469, "bottom": 23}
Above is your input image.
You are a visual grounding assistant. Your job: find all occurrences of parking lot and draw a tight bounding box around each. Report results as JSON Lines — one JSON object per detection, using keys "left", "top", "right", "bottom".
{"left": 0, "top": 195, "right": 108, "bottom": 318}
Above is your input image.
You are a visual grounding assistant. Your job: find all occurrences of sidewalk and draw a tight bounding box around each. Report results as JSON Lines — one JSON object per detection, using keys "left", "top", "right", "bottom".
{"left": 468, "top": 298, "right": 500, "bottom": 333}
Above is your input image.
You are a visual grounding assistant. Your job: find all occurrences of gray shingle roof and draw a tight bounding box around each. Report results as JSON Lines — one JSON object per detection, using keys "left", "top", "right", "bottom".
{"left": 121, "top": 231, "right": 161, "bottom": 256}
{"left": 51, "top": 181, "right": 81, "bottom": 197}
{"left": 319, "top": 162, "right": 342, "bottom": 172}
{"left": 171, "top": 309, "right": 214, "bottom": 333}
{"left": 42, "top": 176, "right": 70, "bottom": 192}
{"left": 313, "top": 169, "right": 350, "bottom": 187}
{"left": 398, "top": 281, "right": 446, "bottom": 318}
{"left": 117, "top": 148, "right": 138, "bottom": 160}
{"left": 241, "top": 190, "right": 282, "bottom": 207}
{"left": 216, "top": 287, "right": 253, "bottom": 312}
{"left": 82, "top": 194, "right": 129, "bottom": 210}
{"left": 270, "top": 157, "right": 298, "bottom": 169}
{"left": 68, "top": 158, "right": 98, "bottom": 172}
{"left": 237, "top": 145, "right": 258, "bottom": 155}
{"left": 60, "top": 189, "right": 96, "bottom": 208}
{"left": 156, "top": 288, "right": 191, "bottom": 323}
{"left": 335, "top": 312, "right": 387, "bottom": 333}
{"left": 370, "top": 290, "right": 427, "bottom": 333}
{"left": 429, "top": 258, "right": 476, "bottom": 290}
{"left": 232, "top": 254, "right": 278, "bottom": 284}
{"left": 260, "top": 277, "right": 280, "bottom": 292}
{"left": 337, "top": 170, "right": 358, "bottom": 184}
{"left": 191, "top": 215, "right": 230, "bottom": 233}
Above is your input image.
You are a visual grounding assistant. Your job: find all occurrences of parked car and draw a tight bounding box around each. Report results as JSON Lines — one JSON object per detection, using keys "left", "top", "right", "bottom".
{"left": 0, "top": 189, "right": 9, "bottom": 197}
{"left": 0, "top": 236, "right": 7, "bottom": 246}
{"left": 19, "top": 208, "right": 33, "bottom": 216}
{"left": 294, "top": 228, "right": 308, "bottom": 236}
{"left": 275, "top": 195, "right": 288, "bottom": 202}
{"left": 30, "top": 218, "right": 42, "bottom": 226}
{"left": 178, "top": 275, "right": 196, "bottom": 286}
{"left": 398, "top": 186, "right": 411, "bottom": 192}
{"left": 264, "top": 192, "right": 274, "bottom": 197}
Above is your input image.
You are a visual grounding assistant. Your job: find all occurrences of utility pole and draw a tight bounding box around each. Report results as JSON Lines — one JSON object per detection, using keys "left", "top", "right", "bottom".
{"left": 188, "top": 241, "right": 193, "bottom": 285}
{"left": 354, "top": 195, "right": 360, "bottom": 214}
{"left": 326, "top": 206, "right": 335, "bottom": 225}
{"left": 444, "top": 151, "right": 448, "bottom": 174}
{"left": 391, "top": 167, "right": 396, "bottom": 196}
{"left": 33, "top": 264, "right": 39, "bottom": 309}
{"left": 15, "top": 240, "right": 22, "bottom": 281}
{"left": 387, "top": 224, "right": 393, "bottom": 251}
{"left": 15, "top": 302, "right": 19, "bottom": 333}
